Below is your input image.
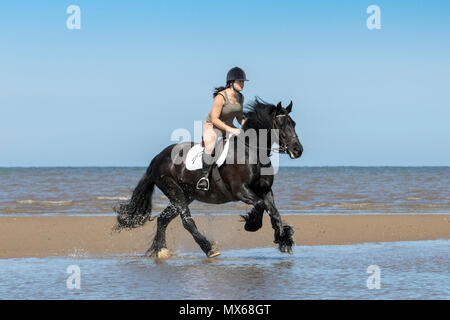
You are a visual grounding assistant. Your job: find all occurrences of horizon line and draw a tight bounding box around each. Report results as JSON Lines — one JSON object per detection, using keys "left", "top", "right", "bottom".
{"left": 1, "top": 165, "right": 449, "bottom": 168}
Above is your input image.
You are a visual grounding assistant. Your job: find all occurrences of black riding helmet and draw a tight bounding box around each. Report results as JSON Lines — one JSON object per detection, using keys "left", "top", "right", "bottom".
{"left": 226, "top": 67, "right": 249, "bottom": 83}
{"left": 226, "top": 67, "right": 248, "bottom": 93}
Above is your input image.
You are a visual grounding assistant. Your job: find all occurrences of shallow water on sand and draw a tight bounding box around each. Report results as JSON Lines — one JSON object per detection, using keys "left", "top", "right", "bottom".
{"left": 0, "top": 240, "right": 448, "bottom": 299}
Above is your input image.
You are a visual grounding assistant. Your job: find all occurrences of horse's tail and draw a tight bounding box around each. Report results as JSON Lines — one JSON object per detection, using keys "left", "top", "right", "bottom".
{"left": 113, "top": 158, "right": 157, "bottom": 231}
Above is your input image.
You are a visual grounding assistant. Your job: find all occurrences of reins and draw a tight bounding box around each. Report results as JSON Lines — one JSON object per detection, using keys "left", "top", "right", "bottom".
{"left": 235, "top": 114, "right": 290, "bottom": 155}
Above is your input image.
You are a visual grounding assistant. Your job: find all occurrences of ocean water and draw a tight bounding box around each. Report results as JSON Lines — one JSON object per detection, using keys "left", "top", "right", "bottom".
{"left": 0, "top": 167, "right": 449, "bottom": 216}
{"left": 0, "top": 240, "right": 448, "bottom": 300}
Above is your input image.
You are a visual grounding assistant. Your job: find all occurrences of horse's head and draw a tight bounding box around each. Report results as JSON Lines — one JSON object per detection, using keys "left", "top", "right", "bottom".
{"left": 271, "top": 101, "right": 303, "bottom": 159}
{"left": 243, "top": 98, "right": 303, "bottom": 159}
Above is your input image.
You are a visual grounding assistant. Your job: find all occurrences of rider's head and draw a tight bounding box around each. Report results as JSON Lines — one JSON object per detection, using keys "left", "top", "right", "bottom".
{"left": 226, "top": 67, "right": 248, "bottom": 92}
{"left": 213, "top": 67, "right": 248, "bottom": 97}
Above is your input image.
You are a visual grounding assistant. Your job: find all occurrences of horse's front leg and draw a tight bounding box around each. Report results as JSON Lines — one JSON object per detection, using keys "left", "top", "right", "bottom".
{"left": 235, "top": 184, "right": 266, "bottom": 212}
{"left": 263, "top": 190, "right": 295, "bottom": 254}
{"left": 240, "top": 204, "right": 265, "bottom": 232}
{"left": 235, "top": 184, "right": 267, "bottom": 231}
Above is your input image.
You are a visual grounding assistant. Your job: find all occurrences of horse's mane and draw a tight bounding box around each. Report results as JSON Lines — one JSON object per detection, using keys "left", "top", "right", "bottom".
{"left": 242, "top": 97, "right": 276, "bottom": 131}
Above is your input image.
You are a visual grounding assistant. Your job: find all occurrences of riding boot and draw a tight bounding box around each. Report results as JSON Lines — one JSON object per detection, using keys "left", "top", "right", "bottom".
{"left": 196, "top": 152, "right": 214, "bottom": 191}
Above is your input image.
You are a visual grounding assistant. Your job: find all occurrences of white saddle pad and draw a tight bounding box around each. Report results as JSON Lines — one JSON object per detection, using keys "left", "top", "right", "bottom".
{"left": 185, "top": 134, "right": 233, "bottom": 171}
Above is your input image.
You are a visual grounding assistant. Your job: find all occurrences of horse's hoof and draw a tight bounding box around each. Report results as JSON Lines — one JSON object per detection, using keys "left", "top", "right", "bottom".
{"left": 244, "top": 223, "right": 262, "bottom": 232}
{"left": 207, "top": 250, "right": 221, "bottom": 258}
{"left": 279, "top": 245, "right": 293, "bottom": 254}
{"left": 157, "top": 248, "right": 171, "bottom": 259}
{"left": 146, "top": 247, "right": 171, "bottom": 259}
{"left": 241, "top": 214, "right": 263, "bottom": 232}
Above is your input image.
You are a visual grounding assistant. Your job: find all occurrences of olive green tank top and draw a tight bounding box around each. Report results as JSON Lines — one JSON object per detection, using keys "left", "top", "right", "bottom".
{"left": 205, "top": 90, "right": 243, "bottom": 127}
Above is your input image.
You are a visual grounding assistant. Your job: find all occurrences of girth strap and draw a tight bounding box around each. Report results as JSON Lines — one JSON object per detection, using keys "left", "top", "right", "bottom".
{"left": 211, "top": 166, "right": 234, "bottom": 200}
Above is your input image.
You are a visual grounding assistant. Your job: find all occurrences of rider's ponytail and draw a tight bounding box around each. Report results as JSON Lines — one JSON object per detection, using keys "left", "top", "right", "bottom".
{"left": 213, "top": 81, "right": 232, "bottom": 98}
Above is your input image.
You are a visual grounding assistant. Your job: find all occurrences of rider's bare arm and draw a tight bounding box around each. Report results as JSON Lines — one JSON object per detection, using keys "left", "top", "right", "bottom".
{"left": 237, "top": 114, "right": 245, "bottom": 127}
{"left": 237, "top": 95, "right": 245, "bottom": 126}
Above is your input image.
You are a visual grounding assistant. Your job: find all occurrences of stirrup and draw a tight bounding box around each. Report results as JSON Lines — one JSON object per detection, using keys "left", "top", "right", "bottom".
{"left": 196, "top": 177, "right": 210, "bottom": 191}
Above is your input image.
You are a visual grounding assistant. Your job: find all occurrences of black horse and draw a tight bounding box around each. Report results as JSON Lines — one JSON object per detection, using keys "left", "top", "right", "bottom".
{"left": 113, "top": 98, "right": 303, "bottom": 258}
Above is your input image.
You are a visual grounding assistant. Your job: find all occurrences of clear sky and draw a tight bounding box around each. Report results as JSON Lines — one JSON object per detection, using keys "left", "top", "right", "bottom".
{"left": 1, "top": 0, "right": 449, "bottom": 166}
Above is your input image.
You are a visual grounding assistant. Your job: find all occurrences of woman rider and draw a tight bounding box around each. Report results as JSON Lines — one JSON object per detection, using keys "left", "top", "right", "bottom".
{"left": 196, "top": 67, "right": 248, "bottom": 191}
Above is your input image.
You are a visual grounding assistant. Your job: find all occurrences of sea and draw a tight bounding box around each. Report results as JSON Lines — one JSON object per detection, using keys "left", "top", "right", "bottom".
{"left": 0, "top": 167, "right": 449, "bottom": 216}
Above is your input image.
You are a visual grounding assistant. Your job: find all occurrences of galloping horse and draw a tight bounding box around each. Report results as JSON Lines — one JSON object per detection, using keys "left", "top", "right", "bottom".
{"left": 113, "top": 98, "right": 303, "bottom": 258}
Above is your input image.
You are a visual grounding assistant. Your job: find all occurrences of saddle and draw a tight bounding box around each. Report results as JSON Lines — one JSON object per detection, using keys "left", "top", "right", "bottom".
{"left": 185, "top": 133, "right": 233, "bottom": 171}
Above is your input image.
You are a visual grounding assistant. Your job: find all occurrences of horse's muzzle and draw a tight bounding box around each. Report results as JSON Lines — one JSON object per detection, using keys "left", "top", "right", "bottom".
{"left": 288, "top": 145, "right": 303, "bottom": 159}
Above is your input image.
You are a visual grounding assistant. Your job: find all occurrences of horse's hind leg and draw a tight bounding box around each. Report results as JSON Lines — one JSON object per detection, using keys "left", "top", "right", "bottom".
{"left": 158, "top": 177, "right": 219, "bottom": 258}
{"left": 146, "top": 204, "right": 179, "bottom": 257}
{"left": 179, "top": 208, "right": 220, "bottom": 258}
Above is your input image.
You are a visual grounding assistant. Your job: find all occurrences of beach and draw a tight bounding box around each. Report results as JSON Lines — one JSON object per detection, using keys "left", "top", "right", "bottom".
{"left": 1, "top": 214, "right": 448, "bottom": 259}
{"left": 1, "top": 168, "right": 449, "bottom": 299}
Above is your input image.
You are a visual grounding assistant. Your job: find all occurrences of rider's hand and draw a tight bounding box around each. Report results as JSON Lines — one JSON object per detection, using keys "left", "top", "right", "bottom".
{"left": 230, "top": 128, "right": 241, "bottom": 136}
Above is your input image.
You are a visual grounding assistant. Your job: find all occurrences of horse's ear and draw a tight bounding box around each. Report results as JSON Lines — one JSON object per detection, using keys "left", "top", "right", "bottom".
{"left": 286, "top": 101, "right": 293, "bottom": 113}
{"left": 276, "top": 102, "right": 282, "bottom": 112}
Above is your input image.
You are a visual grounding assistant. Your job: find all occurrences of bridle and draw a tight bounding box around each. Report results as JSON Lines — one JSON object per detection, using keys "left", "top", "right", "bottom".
{"left": 235, "top": 114, "right": 295, "bottom": 155}
{"left": 271, "top": 114, "right": 289, "bottom": 154}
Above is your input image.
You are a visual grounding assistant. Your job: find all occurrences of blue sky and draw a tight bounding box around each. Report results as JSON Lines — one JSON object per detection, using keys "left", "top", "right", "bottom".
{"left": 0, "top": 0, "right": 449, "bottom": 166}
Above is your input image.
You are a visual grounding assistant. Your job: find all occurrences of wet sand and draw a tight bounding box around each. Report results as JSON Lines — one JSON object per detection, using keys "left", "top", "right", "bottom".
{"left": 0, "top": 215, "right": 449, "bottom": 259}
